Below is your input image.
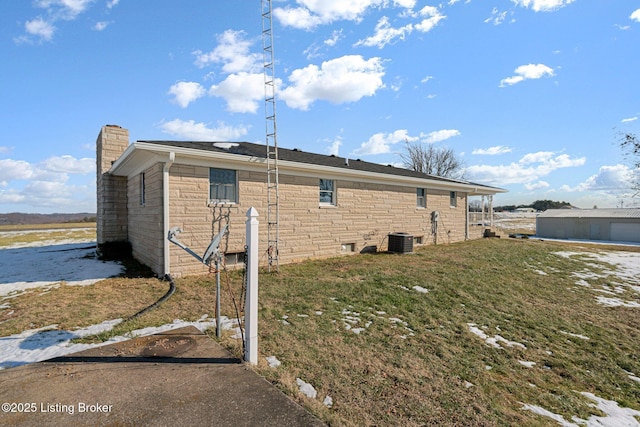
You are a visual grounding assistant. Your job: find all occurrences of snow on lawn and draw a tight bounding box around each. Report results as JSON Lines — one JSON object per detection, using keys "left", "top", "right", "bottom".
{"left": 552, "top": 250, "right": 640, "bottom": 307}
{"left": 0, "top": 228, "right": 96, "bottom": 249}
{"left": 0, "top": 243, "right": 124, "bottom": 298}
{"left": 0, "top": 234, "right": 241, "bottom": 370}
{"left": 522, "top": 392, "right": 640, "bottom": 426}
{"left": 0, "top": 315, "right": 239, "bottom": 370}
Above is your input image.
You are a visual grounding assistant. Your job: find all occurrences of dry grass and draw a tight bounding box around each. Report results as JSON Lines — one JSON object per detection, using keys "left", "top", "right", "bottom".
{"left": 0, "top": 223, "right": 96, "bottom": 247}
{"left": 2, "top": 237, "right": 639, "bottom": 426}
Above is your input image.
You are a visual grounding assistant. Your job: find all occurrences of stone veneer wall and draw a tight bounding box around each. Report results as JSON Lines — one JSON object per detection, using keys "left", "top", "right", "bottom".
{"left": 165, "top": 165, "right": 472, "bottom": 277}
{"left": 127, "top": 163, "right": 165, "bottom": 274}
{"left": 96, "top": 125, "right": 129, "bottom": 254}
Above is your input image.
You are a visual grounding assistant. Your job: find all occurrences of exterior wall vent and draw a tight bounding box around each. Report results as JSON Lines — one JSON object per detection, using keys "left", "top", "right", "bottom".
{"left": 388, "top": 232, "right": 413, "bottom": 253}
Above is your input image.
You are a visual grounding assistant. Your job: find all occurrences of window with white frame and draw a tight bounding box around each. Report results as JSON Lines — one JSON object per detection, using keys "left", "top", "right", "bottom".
{"left": 210, "top": 168, "right": 237, "bottom": 204}
{"left": 139, "top": 172, "right": 145, "bottom": 206}
{"left": 319, "top": 179, "right": 336, "bottom": 205}
{"left": 416, "top": 188, "right": 426, "bottom": 208}
{"left": 450, "top": 191, "right": 457, "bottom": 208}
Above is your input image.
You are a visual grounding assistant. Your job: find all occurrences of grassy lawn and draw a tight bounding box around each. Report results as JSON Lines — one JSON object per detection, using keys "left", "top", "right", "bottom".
{"left": 1, "top": 238, "right": 639, "bottom": 425}
{"left": 0, "top": 223, "right": 96, "bottom": 247}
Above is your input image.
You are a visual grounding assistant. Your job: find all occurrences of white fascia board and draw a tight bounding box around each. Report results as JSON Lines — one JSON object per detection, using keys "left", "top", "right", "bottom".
{"left": 110, "top": 142, "right": 506, "bottom": 195}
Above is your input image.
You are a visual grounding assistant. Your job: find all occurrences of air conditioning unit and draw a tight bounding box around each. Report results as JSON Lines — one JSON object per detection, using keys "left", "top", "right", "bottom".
{"left": 388, "top": 232, "right": 413, "bottom": 254}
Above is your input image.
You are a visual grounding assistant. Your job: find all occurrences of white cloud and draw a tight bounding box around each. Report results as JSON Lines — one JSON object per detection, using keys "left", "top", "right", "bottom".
{"left": 24, "top": 18, "right": 56, "bottom": 41}
{"left": 631, "top": 9, "right": 640, "bottom": 22}
{"left": 485, "top": 8, "right": 508, "bottom": 26}
{"left": 274, "top": 0, "right": 386, "bottom": 30}
{"left": 193, "top": 30, "right": 260, "bottom": 73}
{"left": 465, "top": 151, "right": 586, "bottom": 186}
{"left": 414, "top": 6, "right": 446, "bottom": 32}
{"left": 168, "top": 82, "right": 206, "bottom": 108}
{"left": 352, "top": 129, "right": 418, "bottom": 156}
{"left": 106, "top": 0, "right": 119, "bottom": 8}
{"left": 18, "top": 0, "right": 96, "bottom": 43}
{"left": 40, "top": 155, "right": 94, "bottom": 174}
{"left": 273, "top": 6, "right": 324, "bottom": 30}
{"left": 524, "top": 180, "right": 550, "bottom": 191}
{"left": 160, "top": 119, "right": 249, "bottom": 141}
{"left": 621, "top": 116, "right": 638, "bottom": 123}
{"left": 0, "top": 160, "right": 34, "bottom": 186}
{"left": 326, "top": 136, "right": 343, "bottom": 156}
{"left": 472, "top": 146, "right": 512, "bottom": 155}
{"left": 422, "top": 129, "right": 460, "bottom": 144}
{"left": 35, "top": 0, "right": 94, "bottom": 20}
{"left": 355, "top": 17, "right": 413, "bottom": 48}
{"left": 93, "top": 21, "right": 109, "bottom": 31}
{"left": 0, "top": 154, "right": 94, "bottom": 205}
{"left": 394, "top": 0, "right": 416, "bottom": 8}
{"left": 354, "top": 6, "right": 444, "bottom": 49}
{"left": 279, "top": 55, "right": 385, "bottom": 110}
{"left": 0, "top": 180, "right": 94, "bottom": 211}
{"left": 324, "top": 29, "right": 344, "bottom": 46}
{"left": 209, "top": 72, "right": 266, "bottom": 114}
{"left": 500, "top": 63, "right": 555, "bottom": 87}
{"left": 512, "top": 0, "right": 575, "bottom": 13}
{"left": 561, "top": 164, "right": 637, "bottom": 193}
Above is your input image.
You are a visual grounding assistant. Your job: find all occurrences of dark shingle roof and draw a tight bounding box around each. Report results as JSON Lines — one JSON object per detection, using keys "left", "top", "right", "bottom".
{"left": 139, "top": 140, "right": 502, "bottom": 190}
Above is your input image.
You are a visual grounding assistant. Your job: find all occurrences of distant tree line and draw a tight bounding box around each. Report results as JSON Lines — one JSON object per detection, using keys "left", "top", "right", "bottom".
{"left": 0, "top": 213, "right": 96, "bottom": 225}
{"left": 494, "top": 200, "right": 573, "bottom": 212}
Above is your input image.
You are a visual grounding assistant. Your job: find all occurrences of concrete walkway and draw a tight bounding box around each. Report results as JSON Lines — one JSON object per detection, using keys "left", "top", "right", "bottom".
{"left": 0, "top": 326, "right": 325, "bottom": 426}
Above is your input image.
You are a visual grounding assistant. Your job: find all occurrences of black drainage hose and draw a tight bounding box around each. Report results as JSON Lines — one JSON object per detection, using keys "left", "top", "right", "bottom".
{"left": 125, "top": 274, "right": 176, "bottom": 321}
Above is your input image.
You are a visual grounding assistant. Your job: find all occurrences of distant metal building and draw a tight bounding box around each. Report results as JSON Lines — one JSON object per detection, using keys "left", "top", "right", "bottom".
{"left": 536, "top": 208, "right": 640, "bottom": 243}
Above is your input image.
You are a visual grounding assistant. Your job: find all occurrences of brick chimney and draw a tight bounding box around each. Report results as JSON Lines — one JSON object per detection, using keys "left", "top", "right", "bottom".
{"left": 96, "top": 125, "right": 129, "bottom": 258}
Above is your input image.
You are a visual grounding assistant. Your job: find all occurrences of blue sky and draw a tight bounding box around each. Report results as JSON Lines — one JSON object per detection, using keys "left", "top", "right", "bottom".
{"left": 1, "top": 0, "right": 639, "bottom": 213}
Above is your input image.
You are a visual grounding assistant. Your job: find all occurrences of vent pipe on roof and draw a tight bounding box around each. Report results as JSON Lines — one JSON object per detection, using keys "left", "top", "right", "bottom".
{"left": 345, "top": 158, "right": 349, "bottom": 166}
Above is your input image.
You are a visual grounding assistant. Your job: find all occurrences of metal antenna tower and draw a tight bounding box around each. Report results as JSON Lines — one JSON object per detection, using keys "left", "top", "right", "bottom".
{"left": 262, "top": 0, "right": 279, "bottom": 271}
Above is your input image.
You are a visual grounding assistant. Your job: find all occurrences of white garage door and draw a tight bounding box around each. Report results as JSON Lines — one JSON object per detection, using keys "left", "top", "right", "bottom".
{"left": 610, "top": 222, "right": 640, "bottom": 243}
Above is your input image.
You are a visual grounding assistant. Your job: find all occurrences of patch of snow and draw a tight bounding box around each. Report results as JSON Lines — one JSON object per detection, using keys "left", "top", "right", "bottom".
{"left": 624, "top": 371, "right": 640, "bottom": 383}
{"left": 467, "top": 323, "right": 526, "bottom": 350}
{"left": 0, "top": 243, "right": 124, "bottom": 298}
{"left": 323, "top": 395, "right": 333, "bottom": 408}
{"left": 296, "top": 378, "right": 317, "bottom": 399}
{"left": 523, "top": 392, "right": 640, "bottom": 426}
{"left": 351, "top": 328, "right": 365, "bottom": 334}
{"left": 596, "top": 296, "right": 640, "bottom": 308}
{"left": 0, "top": 315, "right": 238, "bottom": 370}
{"left": 413, "top": 285, "right": 429, "bottom": 293}
{"left": 266, "top": 355, "right": 281, "bottom": 368}
{"left": 521, "top": 403, "right": 577, "bottom": 427}
{"left": 464, "top": 381, "right": 474, "bottom": 389}
{"left": 560, "top": 331, "right": 590, "bottom": 340}
{"left": 315, "top": 311, "right": 323, "bottom": 316}
{"left": 389, "top": 317, "right": 408, "bottom": 326}
{"left": 518, "top": 360, "right": 536, "bottom": 368}
{"left": 297, "top": 314, "right": 309, "bottom": 318}
{"left": 0, "top": 319, "right": 122, "bottom": 370}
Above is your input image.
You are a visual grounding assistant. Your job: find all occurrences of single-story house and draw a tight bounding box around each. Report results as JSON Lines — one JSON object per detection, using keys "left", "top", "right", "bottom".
{"left": 536, "top": 208, "right": 640, "bottom": 243}
{"left": 96, "top": 125, "right": 506, "bottom": 277}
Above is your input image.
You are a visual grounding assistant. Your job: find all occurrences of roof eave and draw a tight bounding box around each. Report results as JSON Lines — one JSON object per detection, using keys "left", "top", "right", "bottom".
{"left": 109, "top": 142, "right": 507, "bottom": 195}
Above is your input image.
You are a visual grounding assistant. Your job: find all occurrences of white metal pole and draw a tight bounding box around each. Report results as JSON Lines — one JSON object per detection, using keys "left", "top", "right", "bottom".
{"left": 245, "top": 207, "right": 259, "bottom": 365}
{"left": 216, "top": 258, "right": 221, "bottom": 338}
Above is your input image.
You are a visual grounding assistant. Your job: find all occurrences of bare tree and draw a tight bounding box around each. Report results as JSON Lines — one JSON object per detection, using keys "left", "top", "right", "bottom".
{"left": 399, "top": 140, "right": 465, "bottom": 179}
{"left": 618, "top": 131, "right": 640, "bottom": 191}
